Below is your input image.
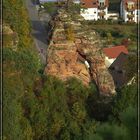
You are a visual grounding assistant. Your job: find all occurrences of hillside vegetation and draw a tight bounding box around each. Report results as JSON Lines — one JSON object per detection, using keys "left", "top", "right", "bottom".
{"left": 2, "top": 0, "right": 138, "bottom": 140}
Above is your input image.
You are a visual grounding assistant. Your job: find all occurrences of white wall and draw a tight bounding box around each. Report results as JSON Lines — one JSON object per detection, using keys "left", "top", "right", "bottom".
{"left": 105, "top": 57, "right": 116, "bottom": 68}
{"left": 80, "top": 8, "right": 98, "bottom": 20}
{"left": 135, "top": 9, "right": 140, "bottom": 23}
{"left": 120, "top": 1, "right": 138, "bottom": 23}
{"left": 124, "top": 10, "right": 136, "bottom": 22}
{"left": 106, "top": 12, "right": 119, "bottom": 20}
{"left": 80, "top": 7, "right": 109, "bottom": 20}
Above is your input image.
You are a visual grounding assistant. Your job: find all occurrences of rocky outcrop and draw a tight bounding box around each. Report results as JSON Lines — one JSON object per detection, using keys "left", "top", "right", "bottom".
{"left": 45, "top": 9, "right": 116, "bottom": 96}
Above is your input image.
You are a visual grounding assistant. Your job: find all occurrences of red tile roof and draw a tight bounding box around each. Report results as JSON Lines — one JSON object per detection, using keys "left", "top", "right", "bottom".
{"left": 80, "top": 0, "right": 109, "bottom": 8}
{"left": 103, "top": 45, "right": 128, "bottom": 59}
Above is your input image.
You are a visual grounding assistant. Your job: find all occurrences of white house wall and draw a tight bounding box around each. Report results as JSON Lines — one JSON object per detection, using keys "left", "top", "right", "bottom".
{"left": 135, "top": 9, "right": 140, "bottom": 22}
{"left": 124, "top": 10, "right": 137, "bottom": 22}
{"left": 120, "top": 1, "right": 138, "bottom": 23}
{"left": 107, "top": 13, "right": 119, "bottom": 20}
{"left": 134, "top": 10, "right": 137, "bottom": 22}
{"left": 105, "top": 57, "right": 116, "bottom": 68}
{"left": 80, "top": 8, "right": 98, "bottom": 20}
{"left": 80, "top": 7, "right": 108, "bottom": 20}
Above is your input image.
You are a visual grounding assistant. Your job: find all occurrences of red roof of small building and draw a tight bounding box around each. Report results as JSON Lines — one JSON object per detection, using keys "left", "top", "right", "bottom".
{"left": 103, "top": 45, "right": 128, "bottom": 59}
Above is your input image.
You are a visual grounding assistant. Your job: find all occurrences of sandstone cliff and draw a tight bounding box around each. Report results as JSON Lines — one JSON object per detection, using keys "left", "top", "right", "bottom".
{"left": 45, "top": 9, "right": 116, "bottom": 96}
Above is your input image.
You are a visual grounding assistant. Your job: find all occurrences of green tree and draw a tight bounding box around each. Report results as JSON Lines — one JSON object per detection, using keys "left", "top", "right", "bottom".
{"left": 120, "top": 106, "right": 137, "bottom": 140}
{"left": 90, "top": 106, "right": 137, "bottom": 140}
{"left": 3, "top": 0, "right": 40, "bottom": 139}
{"left": 112, "top": 84, "right": 137, "bottom": 120}
{"left": 66, "top": 77, "right": 90, "bottom": 106}
{"left": 123, "top": 54, "right": 137, "bottom": 80}
{"left": 3, "top": 60, "right": 33, "bottom": 140}
{"left": 24, "top": 76, "right": 70, "bottom": 139}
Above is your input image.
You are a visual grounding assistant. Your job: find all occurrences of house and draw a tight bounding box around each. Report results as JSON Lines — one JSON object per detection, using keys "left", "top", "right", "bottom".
{"left": 103, "top": 45, "right": 128, "bottom": 68}
{"left": 120, "top": 0, "right": 140, "bottom": 23}
{"left": 108, "top": 52, "right": 128, "bottom": 88}
{"left": 80, "top": 0, "right": 109, "bottom": 20}
{"left": 39, "top": 0, "right": 80, "bottom": 4}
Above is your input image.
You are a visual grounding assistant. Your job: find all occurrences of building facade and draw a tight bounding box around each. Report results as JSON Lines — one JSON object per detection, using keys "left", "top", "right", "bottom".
{"left": 120, "top": 0, "right": 140, "bottom": 23}
{"left": 80, "top": 0, "right": 109, "bottom": 20}
{"left": 109, "top": 53, "right": 128, "bottom": 88}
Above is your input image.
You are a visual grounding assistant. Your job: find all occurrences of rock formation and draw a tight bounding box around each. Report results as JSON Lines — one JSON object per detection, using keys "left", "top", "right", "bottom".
{"left": 45, "top": 9, "right": 116, "bottom": 96}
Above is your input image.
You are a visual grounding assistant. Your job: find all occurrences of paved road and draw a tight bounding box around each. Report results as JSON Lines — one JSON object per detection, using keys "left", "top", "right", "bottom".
{"left": 25, "top": 0, "right": 48, "bottom": 64}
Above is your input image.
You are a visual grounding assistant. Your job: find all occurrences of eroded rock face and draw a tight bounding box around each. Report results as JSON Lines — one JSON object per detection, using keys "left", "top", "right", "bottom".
{"left": 45, "top": 9, "right": 116, "bottom": 96}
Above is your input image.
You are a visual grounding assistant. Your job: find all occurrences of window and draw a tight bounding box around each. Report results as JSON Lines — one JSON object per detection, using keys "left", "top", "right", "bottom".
{"left": 99, "top": 2, "right": 104, "bottom": 6}
{"left": 93, "top": 2, "right": 96, "bottom": 5}
{"left": 128, "top": 3, "right": 134, "bottom": 9}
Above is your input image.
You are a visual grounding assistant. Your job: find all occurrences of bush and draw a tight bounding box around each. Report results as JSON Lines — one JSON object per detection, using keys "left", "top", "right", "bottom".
{"left": 42, "top": 2, "right": 56, "bottom": 14}
{"left": 67, "top": 3, "right": 81, "bottom": 14}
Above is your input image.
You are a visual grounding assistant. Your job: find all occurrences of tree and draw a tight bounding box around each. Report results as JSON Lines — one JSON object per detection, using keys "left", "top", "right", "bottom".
{"left": 3, "top": 1, "right": 40, "bottom": 139}
{"left": 66, "top": 77, "right": 90, "bottom": 106}
{"left": 121, "top": 38, "right": 130, "bottom": 47}
{"left": 120, "top": 106, "right": 137, "bottom": 140}
{"left": 3, "top": 0, "right": 32, "bottom": 48}
{"left": 3, "top": 60, "right": 33, "bottom": 140}
{"left": 123, "top": 54, "right": 137, "bottom": 81}
{"left": 24, "top": 76, "right": 70, "bottom": 139}
{"left": 112, "top": 84, "right": 137, "bottom": 120}
{"left": 71, "top": 102, "right": 86, "bottom": 122}
{"left": 95, "top": 123, "right": 128, "bottom": 140}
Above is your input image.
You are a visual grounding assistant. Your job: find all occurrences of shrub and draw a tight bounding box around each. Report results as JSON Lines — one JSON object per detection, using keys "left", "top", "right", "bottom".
{"left": 64, "top": 24, "right": 75, "bottom": 41}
